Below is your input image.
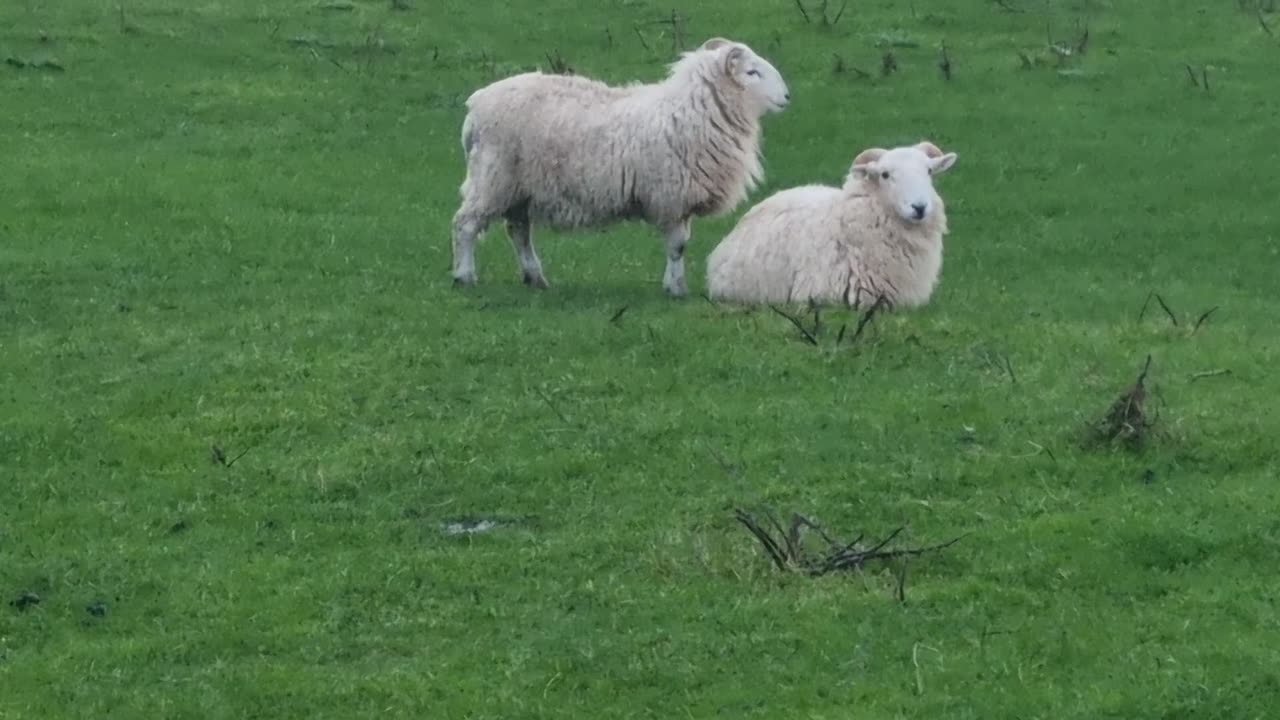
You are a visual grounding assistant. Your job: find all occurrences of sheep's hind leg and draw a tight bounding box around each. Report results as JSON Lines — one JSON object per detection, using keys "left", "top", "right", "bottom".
{"left": 661, "top": 219, "right": 691, "bottom": 298}
{"left": 505, "top": 206, "right": 548, "bottom": 289}
{"left": 451, "top": 208, "right": 492, "bottom": 287}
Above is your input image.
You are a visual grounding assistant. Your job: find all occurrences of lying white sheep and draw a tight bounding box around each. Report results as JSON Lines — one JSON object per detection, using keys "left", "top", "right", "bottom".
{"left": 450, "top": 37, "right": 790, "bottom": 297}
{"left": 705, "top": 141, "right": 959, "bottom": 308}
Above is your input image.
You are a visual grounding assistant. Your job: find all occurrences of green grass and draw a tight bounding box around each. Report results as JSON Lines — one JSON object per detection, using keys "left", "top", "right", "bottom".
{"left": 3, "top": 0, "right": 1280, "bottom": 716}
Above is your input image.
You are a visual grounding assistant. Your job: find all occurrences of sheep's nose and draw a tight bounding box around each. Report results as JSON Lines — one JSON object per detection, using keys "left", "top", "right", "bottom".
{"left": 784, "top": 93, "right": 791, "bottom": 101}
{"left": 911, "top": 203, "right": 927, "bottom": 219}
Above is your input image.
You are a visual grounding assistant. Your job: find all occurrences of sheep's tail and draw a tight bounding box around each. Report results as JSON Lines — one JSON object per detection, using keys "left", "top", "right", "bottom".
{"left": 460, "top": 113, "right": 477, "bottom": 160}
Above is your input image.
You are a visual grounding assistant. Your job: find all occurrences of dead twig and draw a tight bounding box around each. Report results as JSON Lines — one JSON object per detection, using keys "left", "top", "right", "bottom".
{"left": 939, "top": 41, "right": 952, "bottom": 80}
{"left": 1190, "top": 368, "right": 1231, "bottom": 382}
{"left": 1192, "top": 306, "right": 1219, "bottom": 334}
{"left": 544, "top": 49, "right": 573, "bottom": 74}
{"left": 1138, "top": 291, "right": 1178, "bottom": 326}
{"left": 1094, "top": 355, "right": 1156, "bottom": 449}
{"left": 828, "top": 0, "right": 849, "bottom": 25}
{"left": 212, "top": 443, "right": 253, "bottom": 468}
{"left": 793, "top": 0, "right": 812, "bottom": 23}
{"left": 734, "top": 508, "right": 965, "bottom": 578}
{"left": 882, "top": 50, "right": 898, "bottom": 76}
{"left": 843, "top": 295, "right": 888, "bottom": 348}
{"left": 633, "top": 26, "right": 652, "bottom": 52}
{"left": 769, "top": 305, "right": 820, "bottom": 346}
{"left": 1185, "top": 63, "right": 1200, "bottom": 87}
{"left": 533, "top": 387, "right": 577, "bottom": 428}
{"left": 609, "top": 306, "right": 629, "bottom": 324}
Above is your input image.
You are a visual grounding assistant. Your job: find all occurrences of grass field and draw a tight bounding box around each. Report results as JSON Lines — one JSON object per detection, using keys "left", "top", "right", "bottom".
{"left": 4, "top": 0, "right": 1280, "bottom": 717}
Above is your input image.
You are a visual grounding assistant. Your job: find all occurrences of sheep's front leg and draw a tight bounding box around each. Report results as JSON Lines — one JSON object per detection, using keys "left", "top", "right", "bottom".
{"left": 661, "top": 219, "right": 691, "bottom": 298}
{"left": 506, "top": 215, "right": 548, "bottom": 289}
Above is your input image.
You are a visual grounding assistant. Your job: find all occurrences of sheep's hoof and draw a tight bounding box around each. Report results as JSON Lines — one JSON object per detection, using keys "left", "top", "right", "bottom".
{"left": 523, "top": 273, "right": 549, "bottom": 290}
{"left": 452, "top": 274, "right": 477, "bottom": 288}
{"left": 664, "top": 280, "right": 689, "bottom": 298}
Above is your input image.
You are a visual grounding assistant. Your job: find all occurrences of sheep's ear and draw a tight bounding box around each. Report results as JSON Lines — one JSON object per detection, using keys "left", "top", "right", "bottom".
{"left": 724, "top": 45, "right": 747, "bottom": 75}
{"left": 929, "top": 152, "right": 958, "bottom": 176}
{"left": 702, "top": 37, "right": 732, "bottom": 51}
{"left": 850, "top": 148, "right": 887, "bottom": 177}
{"left": 914, "top": 141, "right": 944, "bottom": 158}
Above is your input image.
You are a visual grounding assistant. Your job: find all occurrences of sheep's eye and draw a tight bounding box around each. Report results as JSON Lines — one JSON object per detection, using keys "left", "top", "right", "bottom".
{"left": 880, "top": 171, "right": 890, "bottom": 179}
{"left": 746, "top": 69, "right": 761, "bottom": 77}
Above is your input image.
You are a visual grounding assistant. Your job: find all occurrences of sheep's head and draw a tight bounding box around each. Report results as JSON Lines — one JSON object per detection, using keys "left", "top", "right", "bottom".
{"left": 848, "top": 141, "right": 958, "bottom": 225}
{"left": 700, "top": 37, "right": 790, "bottom": 115}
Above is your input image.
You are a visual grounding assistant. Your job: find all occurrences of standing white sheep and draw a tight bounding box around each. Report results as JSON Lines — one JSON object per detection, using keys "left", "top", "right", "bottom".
{"left": 449, "top": 37, "right": 790, "bottom": 297}
{"left": 705, "top": 141, "right": 959, "bottom": 308}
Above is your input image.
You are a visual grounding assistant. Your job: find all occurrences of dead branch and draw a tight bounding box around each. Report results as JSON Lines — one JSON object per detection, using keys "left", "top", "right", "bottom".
{"left": 1190, "top": 368, "right": 1231, "bottom": 382}
{"left": 793, "top": 0, "right": 812, "bottom": 23}
{"left": 882, "top": 51, "right": 898, "bottom": 76}
{"left": 1094, "top": 355, "right": 1156, "bottom": 449}
{"left": 1138, "top": 291, "right": 1178, "bottom": 326}
{"left": 844, "top": 295, "right": 888, "bottom": 348}
{"left": 669, "top": 10, "right": 687, "bottom": 52}
{"left": 828, "top": 0, "right": 849, "bottom": 25}
{"left": 768, "top": 305, "right": 820, "bottom": 346}
{"left": 734, "top": 508, "right": 965, "bottom": 578}
{"left": 544, "top": 49, "right": 573, "bottom": 74}
{"left": 1075, "top": 22, "right": 1090, "bottom": 55}
{"left": 533, "top": 387, "right": 577, "bottom": 428}
{"left": 633, "top": 26, "right": 652, "bottom": 52}
{"left": 1192, "top": 306, "right": 1219, "bottom": 333}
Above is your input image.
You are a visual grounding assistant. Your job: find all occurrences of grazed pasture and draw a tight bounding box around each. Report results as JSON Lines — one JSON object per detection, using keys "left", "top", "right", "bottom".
{"left": 2, "top": 1, "right": 1279, "bottom": 717}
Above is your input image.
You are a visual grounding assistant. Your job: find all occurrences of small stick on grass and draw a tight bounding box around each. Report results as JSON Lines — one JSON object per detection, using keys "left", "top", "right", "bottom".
{"left": 533, "top": 387, "right": 577, "bottom": 428}
{"left": 1192, "top": 306, "right": 1219, "bottom": 333}
{"left": 793, "top": 0, "right": 812, "bottom": 23}
{"left": 1190, "top": 368, "right": 1231, "bottom": 382}
{"left": 828, "top": 0, "right": 849, "bottom": 25}
{"left": 609, "top": 306, "right": 629, "bottom": 324}
{"left": 633, "top": 26, "right": 651, "bottom": 51}
{"left": 1185, "top": 63, "right": 1200, "bottom": 87}
{"left": 1260, "top": 10, "right": 1274, "bottom": 38}
{"left": 843, "top": 295, "right": 888, "bottom": 348}
{"left": 768, "top": 305, "right": 819, "bottom": 346}
{"left": 735, "top": 508, "right": 965, "bottom": 578}
{"left": 992, "top": 0, "right": 1022, "bottom": 12}
{"left": 1075, "top": 21, "right": 1090, "bottom": 55}
{"left": 939, "top": 41, "right": 953, "bottom": 80}
{"left": 882, "top": 51, "right": 898, "bottom": 76}
{"left": 1138, "top": 291, "right": 1178, "bottom": 326}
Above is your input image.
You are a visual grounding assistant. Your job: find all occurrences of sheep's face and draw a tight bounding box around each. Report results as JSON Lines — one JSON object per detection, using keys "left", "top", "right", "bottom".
{"left": 704, "top": 38, "right": 790, "bottom": 114}
{"left": 849, "top": 142, "right": 958, "bottom": 224}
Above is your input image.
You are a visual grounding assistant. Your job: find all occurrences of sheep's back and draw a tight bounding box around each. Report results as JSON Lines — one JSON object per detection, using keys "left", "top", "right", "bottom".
{"left": 707, "top": 186, "right": 849, "bottom": 303}
{"left": 465, "top": 73, "right": 661, "bottom": 228}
